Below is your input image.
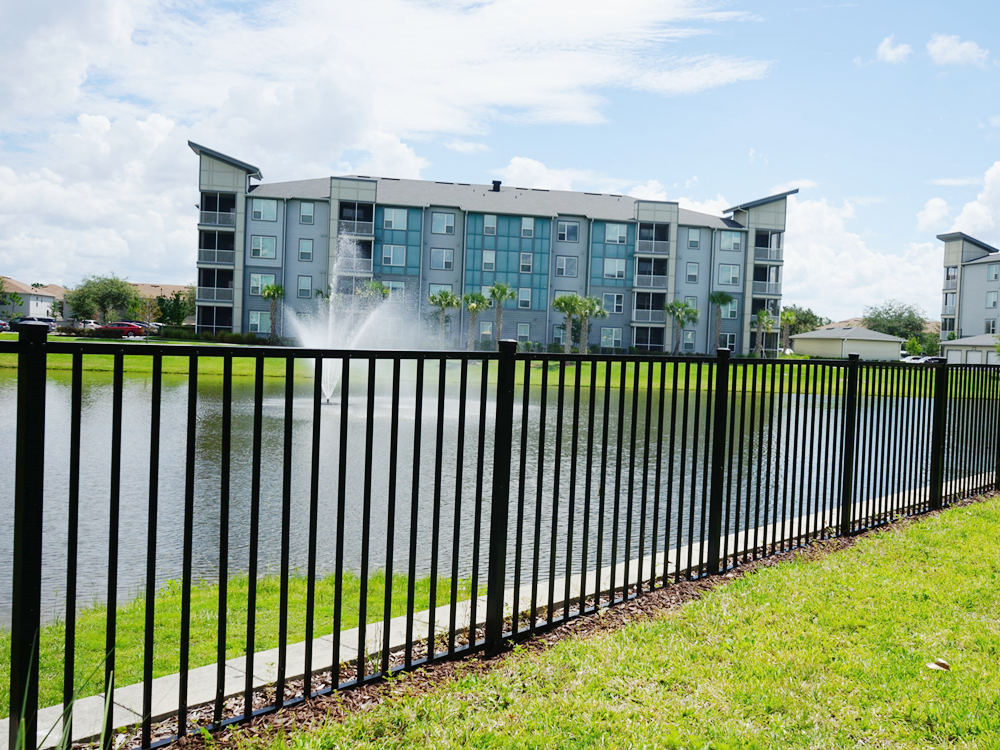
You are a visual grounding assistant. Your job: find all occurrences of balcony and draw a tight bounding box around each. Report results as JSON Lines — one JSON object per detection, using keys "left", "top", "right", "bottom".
{"left": 632, "top": 309, "right": 666, "bottom": 323}
{"left": 753, "top": 281, "right": 782, "bottom": 295}
{"left": 200, "top": 211, "right": 237, "bottom": 227}
{"left": 198, "top": 249, "right": 235, "bottom": 264}
{"left": 943, "top": 279, "right": 957, "bottom": 290}
{"left": 754, "top": 247, "right": 783, "bottom": 262}
{"left": 942, "top": 304, "right": 956, "bottom": 315}
{"left": 197, "top": 287, "right": 234, "bottom": 302}
{"left": 336, "top": 257, "right": 374, "bottom": 273}
{"left": 339, "top": 220, "right": 375, "bottom": 236}
{"left": 636, "top": 240, "right": 669, "bottom": 255}
{"left": 633, "top": 274, "right": 668, "bottom": 288}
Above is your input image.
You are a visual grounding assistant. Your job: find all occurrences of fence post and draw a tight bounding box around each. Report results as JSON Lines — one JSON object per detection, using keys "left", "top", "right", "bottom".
{"left": 706, "top": 348, "right": 730, "bottom": 575}
{"left": 929, "top": 359, "right": 949, "bottom": 510}
{"left": 838, "top": 352, "right": 861, "bottom": 537}
{"left": 485, "top": 340, "right": 517, "bottom": 653}
{"left": 9, "top": 323, "right": 48, "bottom": 750}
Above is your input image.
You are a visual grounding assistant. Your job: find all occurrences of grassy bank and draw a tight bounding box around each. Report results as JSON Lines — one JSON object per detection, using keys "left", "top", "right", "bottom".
{"left": 246, "top": 497, "right": 1000, "bottom": 749}
{"left": 0, "top": 571, "right": 470, "bottom": 718}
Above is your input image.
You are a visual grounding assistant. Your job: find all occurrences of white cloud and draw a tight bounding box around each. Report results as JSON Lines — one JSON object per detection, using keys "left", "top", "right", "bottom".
{"left": 770, "top": 179, "right": 818, "bottom": 193}
{"left": 629, "top": 180, "right": 670, "bottom": 201}
{"left": 927, "top": 34, "right": 989, "bottom": 67}
{"left": 782, "top": 196, "right": 939, "bottom": 321}
{"left": 916, "top": 197, "right": 952, "bottom": 231}
{"left": 928, "top": 177, "right": 983, "bottom": 186}
{"left": 677, "top": 195, "right": 732, "bottom": 215}
{"left": 497, "top": 157, "right": 598, "bottom": 191}
{"left": 444, "top": 140, "right": 491, "bottom": 154}
{"left": 876, "top": 35, "right": 912, "bottom": 63}
{"left": 950, "top": 161, "right": 1000, "bottom": 243}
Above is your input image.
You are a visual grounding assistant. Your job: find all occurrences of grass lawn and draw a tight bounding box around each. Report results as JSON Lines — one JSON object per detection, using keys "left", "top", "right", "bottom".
{"left": 245, "top": 497, "right": 1000, "bottom": 749}
{"left": 0, "top": 571, "right": 469, "bottom": 719}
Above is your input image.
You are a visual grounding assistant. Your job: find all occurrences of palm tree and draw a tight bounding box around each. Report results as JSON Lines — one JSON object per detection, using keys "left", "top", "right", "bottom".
{"left": 577, "top": 296, "right": 608, "bottom": 354}
{"left": 708, "top": 291, "right": 734, "bottom": 352}
{"left": 463, "top": 292, "right": 490, "bottom": 351}
{"left": 261, "top": 284, "right": 284, "bottom": 344}
{"left": 428, "top": 289, "right": 461, "bottom": 349}
{"left": 664, "top": 299, "right": 699, "bottom": 354}
{"left": 551, "top": 293, "right": 582, "bottom": 354}
{"left": 780, "top": 307, "right": 797, "bottom": 354}
{"left": 754, "top": 308, "right": 775, "bottom": 358}
{"left": 487, "top": 282, "right": 517, "bottom": 350}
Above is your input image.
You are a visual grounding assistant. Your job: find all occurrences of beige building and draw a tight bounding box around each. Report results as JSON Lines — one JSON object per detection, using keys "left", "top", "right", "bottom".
{"left": 790, "top": 327, "right": 904, "bottom": 361}
{"left": 0, "top": 276, "right": 67, "bottom": 319}
{"left": 940, "top": 333, "right": 1000, "bottom": 364}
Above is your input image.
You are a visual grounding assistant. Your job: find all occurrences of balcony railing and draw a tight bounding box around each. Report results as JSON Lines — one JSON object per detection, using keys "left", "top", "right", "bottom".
{"left": 942, "top": 305, "right": 956, "bottom": 315}
{"left": 339, "top": 220, "right": 375, "bottom": 236}
{"left": 200, "top": 211, "right": 237, "bottom": 226}
{"left": 753, "top": 281, "right": 782, "bottom": 295}
{"left": 197, "top": 287, "right": 234, "bottom": 302}
{"left": 198, "top": 249, "right": 235, "bottom": 264}
{"left": 943, "top": 279, "right": 957, "bottom": 290}
{"left": 336, "top": 257, "right": 374, "bottom": 273}
{"left": 632, "top": 309, "right": 666, "bottom": 323}
{"left": 754, "top": 247, "right": 783, "bottom": 261}
{"left": 633, "top": 274, "right": 668, "bottom": 288}
{"left": 636, "top": 240, "right": 669, "bottom": 255}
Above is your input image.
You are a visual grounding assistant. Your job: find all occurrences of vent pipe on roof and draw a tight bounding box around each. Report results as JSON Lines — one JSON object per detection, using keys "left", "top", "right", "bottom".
{"left": 491, "top": 180, "right": 501, "bottom": 192}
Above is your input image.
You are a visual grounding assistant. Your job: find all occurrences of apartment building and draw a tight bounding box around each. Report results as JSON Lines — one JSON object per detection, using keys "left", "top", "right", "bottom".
{"left": 190, "top": 141, "right": 795, "bottom": 354}
{"left": 938, "top": 232, "right": 1000, "bottom": 358}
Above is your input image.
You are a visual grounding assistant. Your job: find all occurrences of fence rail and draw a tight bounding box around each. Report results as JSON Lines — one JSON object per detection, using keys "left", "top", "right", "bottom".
{"left": 4, "top": 326, "right": 999, "bottom": 750}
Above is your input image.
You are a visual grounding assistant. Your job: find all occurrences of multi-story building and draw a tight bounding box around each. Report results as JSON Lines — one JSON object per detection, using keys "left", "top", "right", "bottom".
{"left": 938, "top": 231, "right": 1000, "bottom": 349}
{"left": 190, "top": 141, "right": 795, "bottom": 354}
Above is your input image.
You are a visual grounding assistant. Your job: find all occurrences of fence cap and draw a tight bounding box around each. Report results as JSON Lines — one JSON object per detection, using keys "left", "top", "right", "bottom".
{"left": 16, "top": 322, "right": 49, "bottom": 341}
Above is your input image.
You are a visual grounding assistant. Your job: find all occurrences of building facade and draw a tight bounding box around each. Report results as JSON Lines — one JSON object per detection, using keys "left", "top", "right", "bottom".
{"left": 938, "top": 232, "right": 1000, "bottom": 342}
{"left": 191, "top": 142, "right": 795, "bottom": 354}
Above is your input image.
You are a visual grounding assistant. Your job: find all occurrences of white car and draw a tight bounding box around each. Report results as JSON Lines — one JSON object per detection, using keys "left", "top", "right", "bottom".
{"left": 77, "top": 320, "right": 100, "bottom": 330}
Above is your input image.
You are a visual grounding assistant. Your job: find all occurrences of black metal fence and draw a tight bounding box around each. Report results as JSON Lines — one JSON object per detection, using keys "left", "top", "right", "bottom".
{"left": 4, "top": 325, "right": 999, "bottom": 750}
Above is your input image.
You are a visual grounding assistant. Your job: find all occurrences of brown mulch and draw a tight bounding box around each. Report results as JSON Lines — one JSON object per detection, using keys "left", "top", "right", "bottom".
{"left": 100, "top": 493, "right": 990, "bottom": 750}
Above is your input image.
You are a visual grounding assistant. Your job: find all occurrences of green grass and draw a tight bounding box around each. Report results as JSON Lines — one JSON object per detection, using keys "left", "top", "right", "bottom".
{"left": 245, "top": 498, "right": 1000, "bottom": 749}
{"left": 0, "top": 571, "right": 469, "bottom": 719}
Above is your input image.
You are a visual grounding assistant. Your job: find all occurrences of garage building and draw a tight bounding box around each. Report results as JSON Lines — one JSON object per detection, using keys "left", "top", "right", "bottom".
{"left": 790, "top": 327, "right": 905, "bottom": 361}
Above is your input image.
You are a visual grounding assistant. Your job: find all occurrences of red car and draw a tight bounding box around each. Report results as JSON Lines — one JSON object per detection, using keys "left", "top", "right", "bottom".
{"left": 100, "top": 322, "right": 145, "bottom": 338}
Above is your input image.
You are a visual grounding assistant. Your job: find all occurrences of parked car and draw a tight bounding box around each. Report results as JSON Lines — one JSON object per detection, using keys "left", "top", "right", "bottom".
{"left": 77, "top": 319, "right": 100, "bottom": 330}
{"left": 0, "top": 320, "right": 9, "bottom": 332}
{"left": 901, "top": 355, "right": 932, "bottom": 363}
{"left": 9, "top": 316, "right": 56, "bottom": 332}
{"left": 100, "top": 322, "right": 146, "bottom": 338}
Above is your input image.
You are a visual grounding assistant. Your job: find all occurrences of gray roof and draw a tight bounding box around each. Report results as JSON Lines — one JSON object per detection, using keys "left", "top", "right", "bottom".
{"left": 960, "top": 254, "right": 1000, "bottom": 266}
{"left": 790, "top": 327, "right": 905, "bottom": 343}
{"left": 936, "top": 232, "right": 1000, "bottom": 255}
{"left": 249, "top": 175, "right": 743, "bottom": 227}
{"left": 724, "top": 189, "right": 799, "bottom": 214}
{"left": 943, "top": 334, "right": 998, "bottom": 347}
{"left": 188, "top": 142, "right": 262, "bottom": 179}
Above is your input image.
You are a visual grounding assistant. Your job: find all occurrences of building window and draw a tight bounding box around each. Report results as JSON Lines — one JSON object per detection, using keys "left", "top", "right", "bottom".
{"left": 429, "top": 283, "right": 453, "bottom": 296}
{"left": 251, "top": 199, "right": 277, "bottom": 222}
{"left": 555, "top": 256, "right": 578, "bottom": 277}
{"left": 719, "top": 332, "right": 736, "bottom": 350}
{"left": 601, "top": 327, "right": 622, "bottom": 348}
{"left": 990, "top": 264, "right": 999, "bottom": 281}
{"left": 942, "top": 317, "right": 955, "bottom": 332}
{"left": 683, "top": 330, "right": 696, "bottom": 351}
{"left": 605, "top": 224, "right": 627, "bottom": 244}
{"left": 383, "top": 281, "right": 406, "bottom": 296}
{"left": 432, "top": 212, "right": 455, "bottom": 235}
{"left": 297, "top": 275, "right": 312, "bottom": 299}
{"left": 720, "top": 231, "right": 741, "bottom": 251}
{"left": 557, "top": 221, "right": 579, "bottom": 242}
{"left": 688, "top": 229, "right": 700, "bottom": 249}
{"left": 987, "top": 320, "right": 997, "bottom": 335}
{"left": 299, "top": 238, "right": 313, "bottom": 262}
{"left": 480, "top": 321, "right": 493, "bottom": 339}
{"left": 484, "top": 214, "right": 496, "bottom": 235}
{"left": 383, "top": 208, "right": 407, "bottom": 230}
{"left": 722, "top": 300, "right": 738, "bottom": 319}
{"left": 249, "top": 311, "right": 271, "bottom": 333}
{"left": 251, "top": 236, "right": 276, "bottom": 259}
{"left": 481, "top": 286, "right": 495, "bottom": 305}
{"left": 518, "top": 287, "right": 531, "bottom": 308}
{"left": 603, "top": 293, "right": 624, "bottom": 314}
{"left": 945, "top": 266, "right": 958, "bottom": 281}
{"left": 686, "top": 262, "right": 699, "bottom": 284}
{"left": 383, "top": 244, "right": 405, "bottom": 267}
{"left": 520, "top": 252, "right": 533, "bottom": 273}
{"left": 521, "top": 217, "right": 535, "bottom": 238}
{"left": 553, "top": 325, "right": 565, "bottom": 345}
{"left": 483, "top": 250, "right": 496, "bottom": 272}
{"left": 945, "top": 292, "right": 957, "bottom": 307}
{"left": 300, "top": 202, "right": 314, "bottom": 224}
{"left": 988, "top": 291, "right": 998, "bottom": 309}
{"left": 604, "top": 258, "right": 626, "bottom": 279}
{"left": 719, "top": 264, "right": 740, "bottom": 285}
{"left": 430, "top": 248, "right": 454, "bottom": 270}
{"left": 685, "top": 296, "right": 698, "bottom": 308}
{"left": 517, "top": 323, "right": 530, "bottom": 342}
{"left": 249, "top": 273, "right": 275, "bottom": 296}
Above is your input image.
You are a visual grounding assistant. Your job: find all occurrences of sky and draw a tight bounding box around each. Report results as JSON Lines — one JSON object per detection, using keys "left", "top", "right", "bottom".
{"left": 1, "top": 0, "right": 998, "bottom": 322}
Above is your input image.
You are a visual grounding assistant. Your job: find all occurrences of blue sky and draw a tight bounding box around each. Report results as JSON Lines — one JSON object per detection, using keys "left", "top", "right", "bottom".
{"left": 1, "top": 0, "right": 997, "bottom": 320}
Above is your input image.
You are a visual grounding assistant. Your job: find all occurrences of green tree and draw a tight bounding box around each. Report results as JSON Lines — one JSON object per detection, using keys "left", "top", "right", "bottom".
{"left": 65, "top": 275, "right": 138, "bottom": 322}
{"left": 904, "top": 336, "right": 923, "bottom": 357}
{"left": 487, "top": 283, "right": 518, "bottom": 350}
{"left": 552, "top": 293, "right": 582, "bottom": 354}
{"left": 428, "top": 289, "right": 461, "bottom": 349}
{"left": 463, "top": 292, "right": 490, "bottom": 351}
{"left": 156, "top": 289, "right": 196, "bottom": 326}
{"left": 577, "top": 296, "right": 608, "bottom": 354}
{"left": 357, "top": 279, "right": 389, "bottom": 310}
{"left": 779, "top": 307, "right": 797, "bottom": 353}
{"left": 664, "top": 299, "right": 699, "bottom": 354}
{"left": 261, "top": 284, "right": 284, "bottom": 344}
{"left": 921, "top": 332, "right": 940, "bottom": 357}
{"left": 709, "top": 291, "right": 734, "bottom": 352}
{"left": 781, "top": 304, "right": 831, "bottom": 336}
{"left": 754, "top": 309, "right": 775, "bottom": 358}
{"left": 861, "top": 300, "right": 926, "bottom": 341}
